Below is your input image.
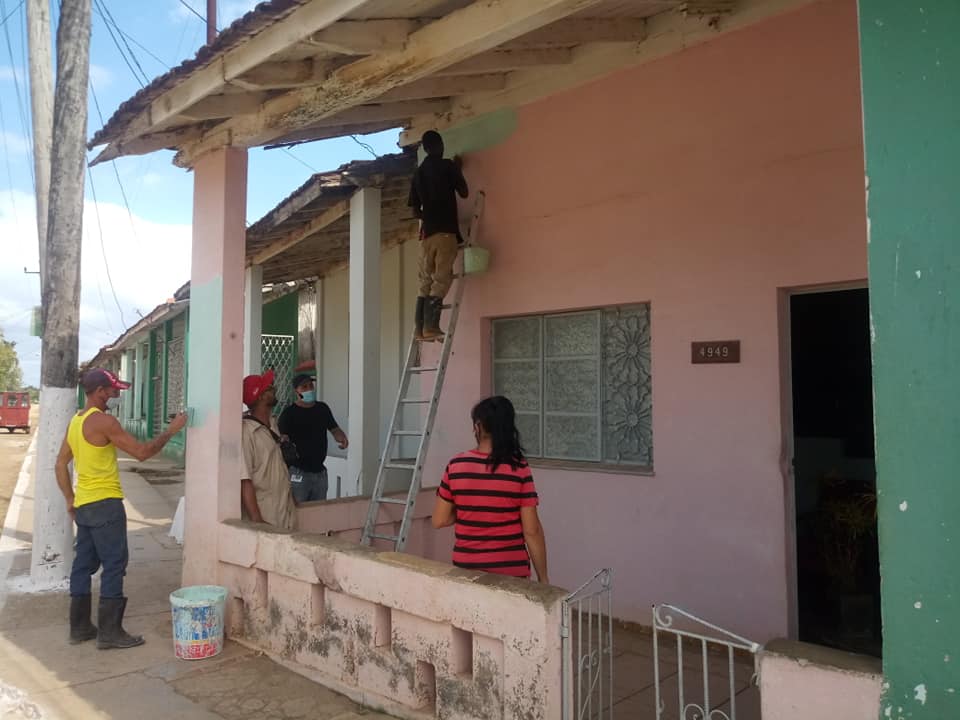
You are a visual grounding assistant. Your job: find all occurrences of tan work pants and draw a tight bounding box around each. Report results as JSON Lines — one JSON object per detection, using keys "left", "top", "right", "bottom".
{"left": 418, "top": 232, "right": 458, "bottom": 298}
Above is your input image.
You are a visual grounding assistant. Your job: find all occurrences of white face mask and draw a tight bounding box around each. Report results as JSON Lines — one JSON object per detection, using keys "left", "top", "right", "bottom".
{"left": 106, "top": 396, "right": 122, "bottom": 411}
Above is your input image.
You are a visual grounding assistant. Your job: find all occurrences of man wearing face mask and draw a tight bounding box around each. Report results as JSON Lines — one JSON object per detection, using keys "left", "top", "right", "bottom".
{"left": 55, "top": 368, "right": 188, "bottom": 649}
{"left": 278, "top": 373, "right": 348, "bottom": 504}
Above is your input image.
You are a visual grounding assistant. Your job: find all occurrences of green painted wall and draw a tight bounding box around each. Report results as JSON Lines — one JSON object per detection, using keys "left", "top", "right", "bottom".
{"left": 417, "top": 108, "right": 518, "bottom": 162}
{"left": 262, "top": 293, "right": 299, "bottom": 361}
{"left": 859, "top": 2, "right": 960, "bottom": 717}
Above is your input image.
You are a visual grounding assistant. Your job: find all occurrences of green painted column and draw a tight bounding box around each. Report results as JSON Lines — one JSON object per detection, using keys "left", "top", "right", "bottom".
{"left": 146, "top": 331, "right": 157, "bottom": 438}
{"left": 859, "top": 2, "right": 960, "bottom": 718}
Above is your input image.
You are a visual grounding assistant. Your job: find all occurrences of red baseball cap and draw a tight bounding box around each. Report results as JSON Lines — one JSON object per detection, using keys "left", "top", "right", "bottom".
{"left": 242, "top": 369, "right": 275, "bottom": 407}
{"left": 81, "top": 368, "right": 131, "bottom": 393}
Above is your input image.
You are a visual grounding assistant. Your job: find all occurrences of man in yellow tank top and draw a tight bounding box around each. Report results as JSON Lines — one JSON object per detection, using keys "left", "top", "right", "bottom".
{"left": 55, "top": 368, "right": 187, "bottom": 649}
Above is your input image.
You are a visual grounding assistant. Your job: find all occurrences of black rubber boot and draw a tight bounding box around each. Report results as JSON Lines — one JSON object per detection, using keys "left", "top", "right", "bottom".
{"left": 422, "top": 296, "right": 446, "bottom": 342}
{"left": 414, "top": 296, "right": 426, "bottom": 341}
{"left": 69, "top": 595, "right": 97, "bottom": 644}
{"left": 97, "top": 597, "right": 145, "bottom": 649}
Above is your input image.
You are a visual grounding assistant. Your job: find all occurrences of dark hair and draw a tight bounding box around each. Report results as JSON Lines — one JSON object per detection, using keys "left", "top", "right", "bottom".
{"left": 421, "top": 130, "right": 444, "bottom": 156}
{"left": 471, "top": 396, "right": 525, "bottom": 471}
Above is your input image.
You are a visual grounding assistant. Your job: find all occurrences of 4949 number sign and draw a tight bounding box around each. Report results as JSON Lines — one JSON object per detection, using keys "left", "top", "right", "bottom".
{"left": 691, "top": 341, "right": 741, "bottom": 364}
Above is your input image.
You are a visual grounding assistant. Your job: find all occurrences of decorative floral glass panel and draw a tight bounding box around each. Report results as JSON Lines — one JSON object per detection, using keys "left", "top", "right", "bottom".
{"left": 492, "top": 304, "right": 652, "bottom": 469}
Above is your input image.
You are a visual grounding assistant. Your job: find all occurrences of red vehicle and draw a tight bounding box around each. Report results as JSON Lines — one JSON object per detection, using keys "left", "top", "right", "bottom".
{"left": 0, "top": 392, "right": 31, "bottom": 433}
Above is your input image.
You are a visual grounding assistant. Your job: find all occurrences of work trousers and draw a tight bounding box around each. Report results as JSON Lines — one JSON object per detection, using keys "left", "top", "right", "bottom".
{"left": 70, "top": 497, "right": 129, "bottom": 598}
{"left": 418, "top": 232, "right": 459, "bottom": 299}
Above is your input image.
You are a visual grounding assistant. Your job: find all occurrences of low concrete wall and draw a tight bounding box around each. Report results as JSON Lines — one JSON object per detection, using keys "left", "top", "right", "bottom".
{"left": 218, "top": 521, "right": 566, "bottom": 720}
{"left": 759, "top": 639, "right": 882, "bottom": 720}
{"left": 296, "top": 489, "right": 453, "bottom": 563}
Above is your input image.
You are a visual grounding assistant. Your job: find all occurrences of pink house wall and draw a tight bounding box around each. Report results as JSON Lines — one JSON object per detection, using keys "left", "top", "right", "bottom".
{"left": 421, "top": 0, "right": 867, "bottom": 641}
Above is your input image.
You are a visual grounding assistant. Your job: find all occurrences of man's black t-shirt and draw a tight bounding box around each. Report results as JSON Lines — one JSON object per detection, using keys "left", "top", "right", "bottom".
{"left": 408, "top": 155, "right": 468, "bottom": 241}
{"left": 277, "top": 402, "right": 338, "bottom": 473}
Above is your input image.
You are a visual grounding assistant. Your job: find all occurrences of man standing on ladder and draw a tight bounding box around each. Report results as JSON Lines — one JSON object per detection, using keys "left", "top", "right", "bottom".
{"left": 409, "top": 130, "right": 469, "bottom": 342}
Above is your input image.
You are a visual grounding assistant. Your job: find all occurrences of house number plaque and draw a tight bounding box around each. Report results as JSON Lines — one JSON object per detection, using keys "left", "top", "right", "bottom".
{"left": 691, "top": 340, "right": 741, "bottom": 364}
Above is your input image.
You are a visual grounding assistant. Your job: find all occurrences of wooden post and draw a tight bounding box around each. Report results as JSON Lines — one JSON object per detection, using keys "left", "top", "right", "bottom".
{"left": 32, "top": 0, "right": 91, "bottom": 586}
{"left": 207, "top": 0, "right": 217, "bottom": 45}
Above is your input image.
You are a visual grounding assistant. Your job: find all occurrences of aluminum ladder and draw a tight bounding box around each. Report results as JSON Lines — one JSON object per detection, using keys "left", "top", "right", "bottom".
{"left": 361, "top": 191, "right": 485, "bottom": 551}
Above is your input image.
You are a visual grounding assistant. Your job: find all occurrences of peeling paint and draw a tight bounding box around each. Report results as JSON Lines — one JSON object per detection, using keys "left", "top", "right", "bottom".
{"left": 914, "top": 601, "right": 922, "bottom": 609}
{"left": 899, "top": 500, "right": 909, "bottom": 512}
{"left": 914, "top": 684, "right": 927, "bottom": 705}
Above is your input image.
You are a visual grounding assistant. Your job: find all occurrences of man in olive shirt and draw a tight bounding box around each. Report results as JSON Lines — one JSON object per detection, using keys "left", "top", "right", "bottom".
{"left": 278, "top": 373, "right": 348, "bottom": 503}
{"left": 240, "top": 370, "right": 297, "bottom": 529}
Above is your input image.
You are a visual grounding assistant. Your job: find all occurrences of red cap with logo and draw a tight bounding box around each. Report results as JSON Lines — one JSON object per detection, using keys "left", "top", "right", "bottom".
{"left": 242, "top": 369, "right": 275, "bottom": 407}
{"left": 81, "top": 368, "right": 132, "bottom": 393}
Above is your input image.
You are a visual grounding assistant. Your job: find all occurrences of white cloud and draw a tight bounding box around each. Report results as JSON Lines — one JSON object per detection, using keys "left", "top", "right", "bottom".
{"left": 0, "top": 131, "right": 31, "bottom": 156}
{"left": 89, "top": 63, "right": 114, "bottom": 90}
{"left": 0, "top": 190, "right": 191, "bottom": 385}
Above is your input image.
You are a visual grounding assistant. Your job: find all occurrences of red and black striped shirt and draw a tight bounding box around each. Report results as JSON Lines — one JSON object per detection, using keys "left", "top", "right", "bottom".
{"left": 437, "top": 450, "right": 540, "bottom": 577}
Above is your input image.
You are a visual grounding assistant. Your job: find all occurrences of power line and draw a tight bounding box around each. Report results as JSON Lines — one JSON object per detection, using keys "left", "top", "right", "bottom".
{"left": 85, "top": 163, "right": 128, "bottom": 331}
{"left": 350, "top": 135, "right": 381, "bottom": 159}
{"left": 0, "top": 0, "right": 23, "bottom": 29}
{"left": 0, "top": 0, "right": 35, "bottom": 191}
{"left": 92, "top": 0, "right": 147, "bottom": 86}
{"left": 177, "top": 0, "right": 207, "bottom": 27}
{"left": 114, "top": 25, "right": 169, "bottom": 71}
{"left": 282, "top": 148, "right": 318, "bottom": 173}
{"left": 0, "top": 93, "right": 20, "bottom": 226}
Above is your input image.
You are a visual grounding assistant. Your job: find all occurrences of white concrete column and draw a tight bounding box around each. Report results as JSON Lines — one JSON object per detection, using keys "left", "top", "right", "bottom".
{"left": 133, "top": 341, "right": 145, "bottom": 424}
{"left": 347, "top": 187, "right": 381, "bottom": 496}
{"left": 313, "top": 278, "right": 324, "bottom": 392}
{"left": 183, "top": 147, "right": 248, "bottom": 587}
{"left": 243, "top": 264, "right": 263, "bottom": 376}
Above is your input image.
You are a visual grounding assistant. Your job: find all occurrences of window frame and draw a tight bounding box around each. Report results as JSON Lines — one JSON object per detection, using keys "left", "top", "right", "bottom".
{"left": 491, "top": 304, "right": 653, "bottom": 474}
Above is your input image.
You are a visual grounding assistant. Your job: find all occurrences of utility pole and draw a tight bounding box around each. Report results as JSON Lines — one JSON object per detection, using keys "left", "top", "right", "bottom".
{"left": 206, "top": 0, "right": 216, "bottom": 44}
{"left": 32, "top": 0, "right": 91, "bottom": 586}
{"left": 26, "top": 0, "right": 53, "bottom": 294}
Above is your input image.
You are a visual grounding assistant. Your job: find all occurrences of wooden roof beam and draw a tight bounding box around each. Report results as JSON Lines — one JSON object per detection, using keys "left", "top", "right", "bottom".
{"left": 175, "top": 0, "right": 607, "bottom": 167}
{"left": 91, "top": 125, "right": 205, "bottom": 164}
{"left": 375, "top": 74, "right": 506, "bottom": 102}
{"left": 310, "top": 99, "right": 449, "bottom": 128}
{"left": 249, "top": 199, "right": 351, "bottom": 266}
{"left": 437, "top": 48, "right": 573, "bottom": 75}
{"left": 229, "top": 59, "right": 332, "bottom": 91}
{"left": 308, "top": 19, "right": 424, "bottom": 55}
{"left": 265, "top": 120, "right": 401, "bottom": 149}
{"left": 501, "top": 18, "right": 648, "bottom": 48}
{"left": 178, "top": 92, "right": 271, "bottom": 121}
{"left": 401, "top": 0, "right": 818, "bottom": 145}
{"left": 93, "top": 0, "right": 370, "bottom": 153}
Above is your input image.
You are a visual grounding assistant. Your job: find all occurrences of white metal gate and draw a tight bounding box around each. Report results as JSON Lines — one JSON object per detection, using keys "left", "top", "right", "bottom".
{"left": 652, "top": 605, "right": 760, "bottom": 720}
{"left": 562, "top": 569, "right": 614, "bottom": 720}
{"left": 261, "top": 334, "right": 295, "bottom": 413}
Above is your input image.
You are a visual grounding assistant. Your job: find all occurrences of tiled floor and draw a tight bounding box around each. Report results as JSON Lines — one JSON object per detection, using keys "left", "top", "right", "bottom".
{"left": 577, "top": 624, "right": 761, "bottom": 719}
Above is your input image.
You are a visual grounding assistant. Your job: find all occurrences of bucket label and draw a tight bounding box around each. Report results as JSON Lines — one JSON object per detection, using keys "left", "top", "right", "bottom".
{"left": 172, "top": 603, "right": 224, "bottom": 660}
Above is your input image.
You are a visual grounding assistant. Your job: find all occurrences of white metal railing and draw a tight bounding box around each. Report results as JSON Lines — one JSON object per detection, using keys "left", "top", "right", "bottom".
{"left": 562, "top": 569, "right": 614, "bottom": 720}
{"left": 653, "top": 604, "right": 760, "bottom": 720}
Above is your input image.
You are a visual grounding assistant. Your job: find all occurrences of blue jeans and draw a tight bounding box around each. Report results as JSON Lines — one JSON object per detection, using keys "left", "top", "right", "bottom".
{"left": 289, "top": 468, "right": 328, "bottom": 504}
{"left": 70, "top": 498, "right": 128, "bottom": 599}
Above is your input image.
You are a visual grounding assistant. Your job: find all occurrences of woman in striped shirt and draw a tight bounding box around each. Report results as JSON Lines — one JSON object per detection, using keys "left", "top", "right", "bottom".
{"left": 432, "top": 396, "right": 549, "bottom": 583}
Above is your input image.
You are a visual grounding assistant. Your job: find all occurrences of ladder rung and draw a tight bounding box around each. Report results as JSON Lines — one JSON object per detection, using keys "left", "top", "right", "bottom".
{"left": 385, "top": 462, "right": 416, "bottom": 471}
{"left": 369, "top": 533, "right": 399, "bottom": 542}
{"left": 393, "top": 430, "right": 423, "bottom": 436}
{"left": 401, "top": 399, "right": 430, "bottom": 404}
{"left": 377, "top": 497, "right": 408, "bottom": 506}
{"left": 409, "top": 366, "right": 438, "bottom": 373}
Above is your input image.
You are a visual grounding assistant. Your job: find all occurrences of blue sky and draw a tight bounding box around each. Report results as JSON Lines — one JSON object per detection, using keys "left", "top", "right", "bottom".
{"left": 0, "top": 0, "right": 401, "bottom": 386}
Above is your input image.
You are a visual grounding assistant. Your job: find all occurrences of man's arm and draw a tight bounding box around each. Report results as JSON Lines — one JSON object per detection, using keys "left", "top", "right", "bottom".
{"left": 241, "top": 479, "right": 265, "bottom": 523}
{"left": 408, "top": 178, "right": 422, "bottom": 219}
{"left": 102, "top": 412, "right": 187, "bottom": 462}
{"left": 54, "top": 437, "right": 75, "bottom": 518}
{"left": 451, "top": 157, "right": 469, "bottom": 199}
{"left": 521, "top": 505, "right": 549, "bottom": 584}
{"left": 330, "top": 427, "right": 348, "bottom": 450}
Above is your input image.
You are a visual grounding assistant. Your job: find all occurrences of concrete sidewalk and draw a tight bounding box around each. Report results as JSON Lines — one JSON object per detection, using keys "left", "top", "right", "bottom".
{"left": 0, "top": 440, "right": 391, "bottom": 720}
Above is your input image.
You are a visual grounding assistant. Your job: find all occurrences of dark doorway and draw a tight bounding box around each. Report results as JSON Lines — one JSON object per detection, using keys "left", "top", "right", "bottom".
{"left": 791, "top": 288, "right": 881, "bottom": 657}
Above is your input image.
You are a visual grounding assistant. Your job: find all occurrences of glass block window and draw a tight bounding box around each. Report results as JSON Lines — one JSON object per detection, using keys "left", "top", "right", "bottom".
{"left": 492, "top": 305, "right": 652, "bottom": 468}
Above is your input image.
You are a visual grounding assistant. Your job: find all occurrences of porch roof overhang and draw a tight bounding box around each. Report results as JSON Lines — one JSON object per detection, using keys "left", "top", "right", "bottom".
{"left": 84, "top": 299, "right": 189, "bottom": 369}
{"left": 87, "top": 0, "right": 816, "bottom": 169}
{"left": 245, "top": 151, "right": 417, "bottom": 284}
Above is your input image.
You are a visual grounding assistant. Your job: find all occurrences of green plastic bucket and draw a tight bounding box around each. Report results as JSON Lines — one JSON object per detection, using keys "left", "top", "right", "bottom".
{"left": 170, "top": 585, "right": 228, "bottom": 660}
{"left": 463, "top": 246, "right": 490, "bottom": 275}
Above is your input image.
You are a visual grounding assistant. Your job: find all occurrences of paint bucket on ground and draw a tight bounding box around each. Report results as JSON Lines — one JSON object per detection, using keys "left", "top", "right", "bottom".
{"left": 463, "top": 246, "right": 490, "bottom": 274}
{"left": 170, "top": 585, "right": 227, "bottom": 660}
